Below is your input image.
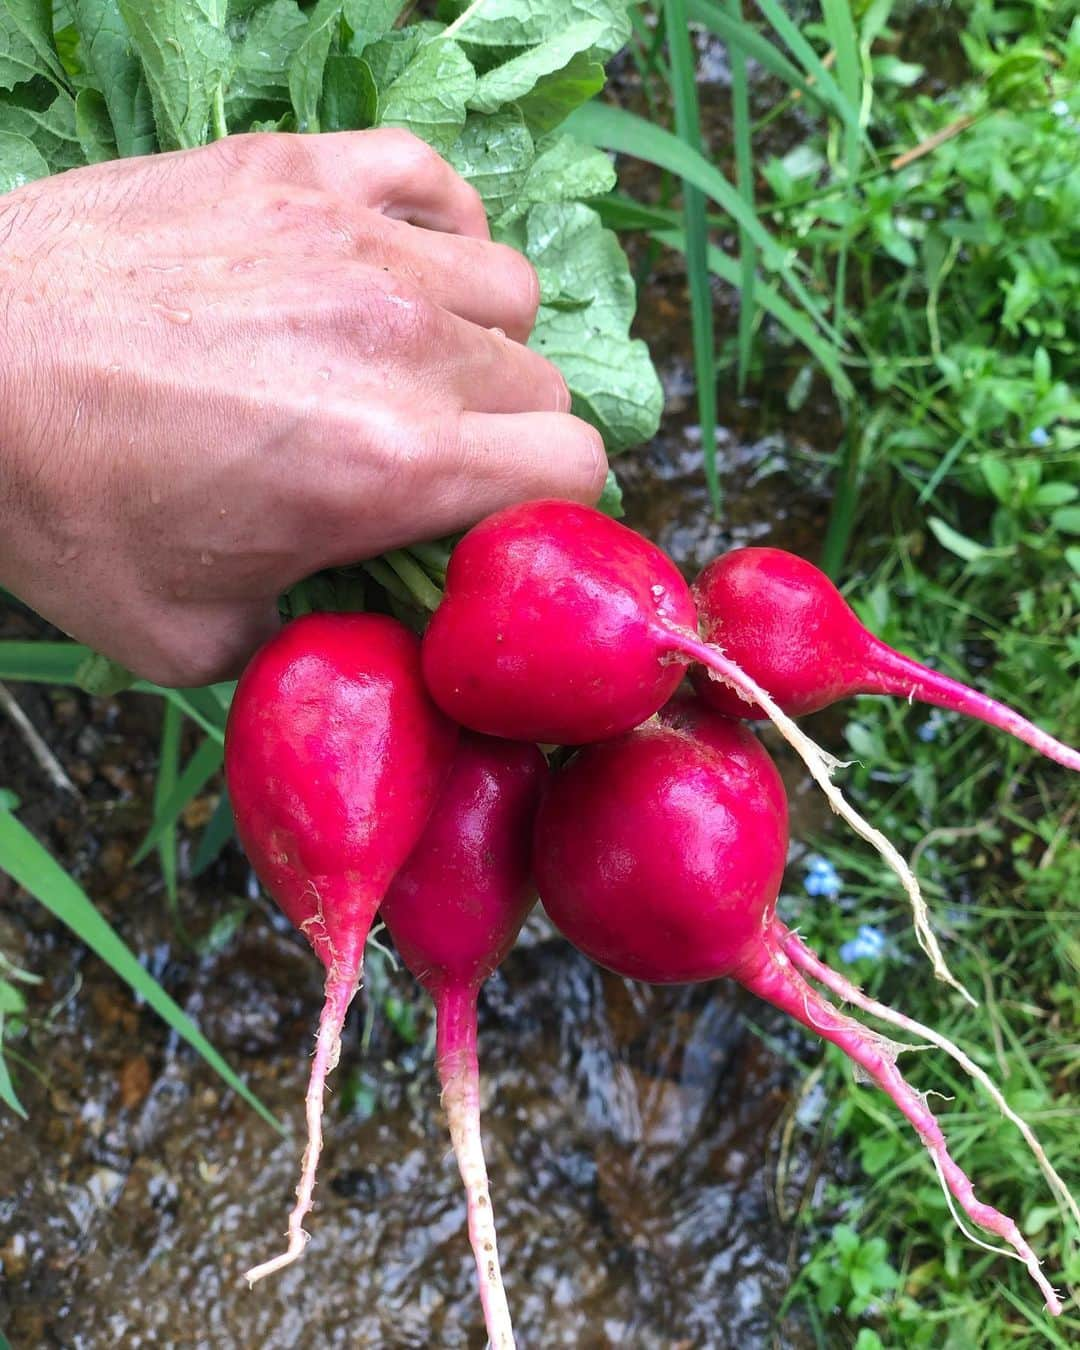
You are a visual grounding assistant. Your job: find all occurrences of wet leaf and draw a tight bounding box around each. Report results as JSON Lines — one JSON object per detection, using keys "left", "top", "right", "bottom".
{"left": 378, "top": 36, "right": 475, "bottom": 153}
{"left": 71, "top": 0, "right": 156, "bottom": 157}
{"left": 0, "top": 127, "right": 48, "bottom": 191}
{"left": 117, "top": 0, "right": 231, "bottom": 149}
{"left": 448, "top": 108, "right": 533, "bottom": 218}
{"left": 525, "top": 202, "right": 662, "bottom": 451}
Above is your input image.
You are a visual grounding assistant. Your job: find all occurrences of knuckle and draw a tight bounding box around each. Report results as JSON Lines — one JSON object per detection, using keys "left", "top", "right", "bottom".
{"left": 372, "top": 127, "right": 443, "bottom": 173}
{"left": 215, "top": 132, "right": 314, "bottom": 183}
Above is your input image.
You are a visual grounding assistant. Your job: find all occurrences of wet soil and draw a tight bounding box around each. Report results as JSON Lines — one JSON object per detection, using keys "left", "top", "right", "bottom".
{"left": 0, "top": 31, "right": 855, "bottom": 1349}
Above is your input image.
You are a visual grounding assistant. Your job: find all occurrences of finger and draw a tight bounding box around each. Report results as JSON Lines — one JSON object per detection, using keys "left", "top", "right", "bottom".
{"left": 449, "top": 411, "right": 608, "bottom": 510}
{"left": 434, "top": 313, "right": 571, "bottom": 415}
{"left": 309, "top": 129, "right": 491, "bottom": 239}
{"left": 380, "top": 218, "right": 540, "bottom": 342}
{"left": 298, "top": 409, "right": 607, "bottom": 573}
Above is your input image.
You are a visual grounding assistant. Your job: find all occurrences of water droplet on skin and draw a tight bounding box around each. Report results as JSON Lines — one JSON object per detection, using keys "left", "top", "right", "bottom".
{"left": 651, "top": 584, "right": 665, "bottom": 599}
{"left": 56, "top": 546, "right": 80, "bottom": 567}
{"left": 200, "top": 551, "right": 214, "bottom": 566}
{"left": 150, "top": 302, "right": 193, "bottom": 325}
{"left": 219, "top": 507, "right": 228, "bottom": 518}
{"left": 489, "top": 326, "right": 506, "bottom": 339}
{"left": 106, "top": 363, "right": 121, "bottom": 376}
{"left": 316, "top": 367, "right": 331, "bottom": 381}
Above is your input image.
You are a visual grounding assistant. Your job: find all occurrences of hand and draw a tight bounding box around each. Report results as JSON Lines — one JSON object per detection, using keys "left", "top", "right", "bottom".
{"left": 0, "top": 130, "right": 607, "bottom": 686}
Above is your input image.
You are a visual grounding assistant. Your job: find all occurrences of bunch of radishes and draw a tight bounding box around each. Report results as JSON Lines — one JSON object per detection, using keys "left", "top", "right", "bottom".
{"left": 224, "top": 500, "right": 1077, "bottom": 1341}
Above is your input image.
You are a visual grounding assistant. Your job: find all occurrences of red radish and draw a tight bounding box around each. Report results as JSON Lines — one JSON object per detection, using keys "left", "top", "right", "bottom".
{"left": 533, "top": 703, "right": 1065, "bottom": 1315}
{"left": 380, "top": 733, "right": 546, "bottom": 1350}
{"left": 422, "top": 499, "right": 969, "bottom": 1000}
{"left": 691, "top": 547, "right": 1080, "bottom": 771}
{"left": 225, "top": 612, "right": 458, "bottom": 1285}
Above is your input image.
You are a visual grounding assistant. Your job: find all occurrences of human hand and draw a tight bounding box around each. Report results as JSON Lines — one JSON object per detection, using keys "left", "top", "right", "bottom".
{"left": 0, "top": 130, "right": 606, "bottom": 685}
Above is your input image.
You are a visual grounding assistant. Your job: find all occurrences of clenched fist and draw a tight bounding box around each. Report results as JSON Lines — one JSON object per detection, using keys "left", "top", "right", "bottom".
{"left": 0, "top": 130, "right": 606, "bottom": 686}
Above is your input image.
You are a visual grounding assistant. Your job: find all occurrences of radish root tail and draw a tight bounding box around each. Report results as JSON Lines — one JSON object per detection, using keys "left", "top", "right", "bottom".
{"left": 744, "top": 933, "right": 1063, "bottom": 1315}
{"left": 781, "top": 928, "right": 1080, "bottom": 1235}
{"left": 245, "top": 967, "right": 360, "bottom": 1287}
{"left": 675, "top": 630, "right": 976, "bottom": 1007}
{"left": 441, "top": 1051, "right": 516, "bottom": 1350}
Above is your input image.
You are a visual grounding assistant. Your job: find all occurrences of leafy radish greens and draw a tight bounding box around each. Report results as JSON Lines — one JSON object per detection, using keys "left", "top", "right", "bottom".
{"left": 0, "top": 0, "right": 661, "bottom": 453}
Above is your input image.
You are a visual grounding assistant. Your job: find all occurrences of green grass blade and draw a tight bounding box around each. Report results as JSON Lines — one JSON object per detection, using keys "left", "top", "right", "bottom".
{"left": 725, "top": 0, "right": 756, "bottom": 391}
{"left": 0, "top": 805, "right": 280, "bottom": 1131}
{"left": 821, "top": 0, "right": 862, "bottom": 338}
{"left": 565, "top": 102, "right": 843, "bottom": 346}
{"left": 0, "top": 644, "right": 229, "bottom": 742}
{"left": 0, "top": 1011, "right": 28, "bottom": 1118}
{"left": 687, "top": 0, "right": 857, "bottom": 131}
{"left": 134, "top": 730, "right": 224, "bottom": 868}
{"left": 0, "top": 642, "right": 89, "bottom": 683}
{"left": 664, "top": 0, "right": 719, "bottom": 509}
{"left": 755, "top": 0, "right": 862, "bottom": 135}
{"left": 650, "top": 228, "right": 854, "bottom": 401}
{"left": 191, "top": 789, "right": 235, "bottom": 878}
{"left": 135, "top": 687, "right": 228, "bottom": 744}
{"left": 154, "top": 702, "right": 182, "bottom": 903}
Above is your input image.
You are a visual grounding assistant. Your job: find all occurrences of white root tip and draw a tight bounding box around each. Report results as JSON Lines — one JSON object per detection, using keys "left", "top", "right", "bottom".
{"left": 244, "top": 1229, "right": 310, "bottom": 1287}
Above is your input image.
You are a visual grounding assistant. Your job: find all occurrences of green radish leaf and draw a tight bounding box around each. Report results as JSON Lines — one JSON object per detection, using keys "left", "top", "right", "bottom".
{"left": 0, "top": 5, "right": 52, "bottom": 91}
{"left": 318, "top": 51, "right": 377, "bottom": 130}
{"left": 225, "top": 0, "right": 307, "bottom": 125}
{"left": 117, "top": 0, "right": 231, "bottom": 149}
{"left": 0, "top": 128, "right": 49, "bottom": 192}
{"left": 514, "top": 50, "right": 604, "bottom": 134}
{"left": 525, "top": 202, "right": 662, "bottom": 451}
{"left": 468, "top": 18, "right": 603, "bottom": 114}
{"left": 377, "top": 36, "right": 475, "bottom": 153}
{"left": 0, "top": 89, "right": 81, "bottom": 173}
{"left": 342, "top": 0, "right": 406, "bottom": 49}
{"left": 71, "top": 0, "right": 157, "bottom": 158}
{"left": 448, "top": 108, "right": 534, "bottom": 218}
{"left": 0, "top": 803, "right": 280, "bottom": 1129}
{"left": 133, "top": 733, "right": 226, "bottom": 867}
{"left": 75, "top": 85, "right": 118, "bottom": 162}
{"left": 450, "top": 0, "right": 631, "bottom": 63}
{"left": 497, "top": 131, "right": 613, "bottom": 224}
{"left": 360, "top": 27, "right": 421, "bottom": 91}
{"left": 288, "top": 0, "right": 342, "bottom": 132}
{"left": 3, "top": 0, "right": 67, "bottom": 86}
{"left": 597, "top": 467, "right": 624, "bottom": 519}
